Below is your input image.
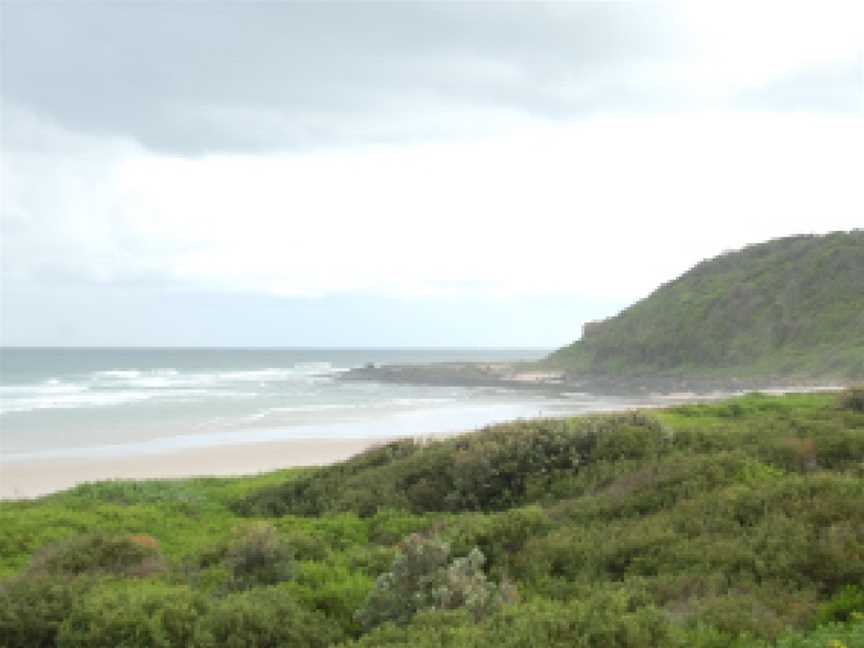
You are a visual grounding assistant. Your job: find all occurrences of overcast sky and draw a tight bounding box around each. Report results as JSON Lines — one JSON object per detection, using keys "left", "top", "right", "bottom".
{"left": 1, "top": 1, "right": 862, "bottom": 347}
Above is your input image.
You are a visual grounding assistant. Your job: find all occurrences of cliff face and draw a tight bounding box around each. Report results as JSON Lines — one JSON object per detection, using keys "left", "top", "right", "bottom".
{"left": 549, "top": 230, "right": 864, "bottom": 379}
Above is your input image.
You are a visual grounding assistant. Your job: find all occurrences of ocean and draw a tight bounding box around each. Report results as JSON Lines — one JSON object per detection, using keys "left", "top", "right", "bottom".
{"left": 0, "top": 348, "right": 640, "bottom": 464}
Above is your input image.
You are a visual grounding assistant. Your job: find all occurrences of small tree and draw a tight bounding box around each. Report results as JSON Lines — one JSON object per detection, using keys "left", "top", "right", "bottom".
{"left": 225, "top": 522, "right": 294, "bottom": 591}
{"left": 356, "top": 533, "right": 510, "bottom": 630}
{"left": 435, "top": 548, "right": 506, "bottom": 621}
{"left": 837, "top": 385, "right": 864, "bottom": 412}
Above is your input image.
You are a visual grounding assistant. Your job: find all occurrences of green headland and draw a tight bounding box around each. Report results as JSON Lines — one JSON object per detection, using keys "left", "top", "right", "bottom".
{"left": 549, "top": 230, "right": 864, "bottom": 381}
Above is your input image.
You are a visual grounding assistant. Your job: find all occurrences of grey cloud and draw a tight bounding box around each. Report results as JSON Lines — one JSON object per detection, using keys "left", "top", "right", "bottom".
{"left": 2, "top": 2, "right": 688, "bottom": 154}
{"left": 2, "top": 2, "right": 859, "bottom": 155}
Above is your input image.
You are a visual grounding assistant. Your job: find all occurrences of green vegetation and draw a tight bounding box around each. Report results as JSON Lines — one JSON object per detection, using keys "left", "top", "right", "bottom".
{"left": 2, "top": 390, "right": 863, "bottom": 646}
{"left": 549, "top": 230, "right": 864, "bottom": 379}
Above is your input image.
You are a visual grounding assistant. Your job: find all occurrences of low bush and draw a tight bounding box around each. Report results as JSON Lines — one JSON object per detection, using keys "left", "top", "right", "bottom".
{"left": 442, "top": 505, "right": 551, "bottom": 577}
{"left": 356, "top": 533, "right": 451, "bottom": 629}
{"left": 345, "top": 609, "right": 481, "bottom": 648}
{"left": 837, "top": 385, "right": 864, "bottom": 412}
{"left": 356, "top": 533, "right": 510, "bottom": 630}
{"left": 814, "top": 585, "right": 864, "bottom": 626}
{"left": 224, "top": 522, "right": 295, "bottom": 591}
{"left": 483, "top": 593, "right": 679, "bottom": 648}
{"left": 196, "top": 585, "right": 343, "bottom": 648}
{"left": 772, "top": 617, "right": 864, "bottom": 648}
{"left": 28, "top": 533, "right": 164, "bottom": 578}
{"left": 0, "top": 575, "right": 91, "bottom": 648}
{"left": 56, "top": 581, "right": 208, "bottom": 648}
{"left": 236, "top": 413, "right": 666, "bottom": 516}
{"left": 63, "top": 480, "right": 208, "bottom": 513}
{"left": 283, "top": 560, "right": 373, "bottom": 636}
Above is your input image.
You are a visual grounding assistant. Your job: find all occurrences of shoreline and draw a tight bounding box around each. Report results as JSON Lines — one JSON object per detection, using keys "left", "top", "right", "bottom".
{"left": 1, "top": 384, "right": 845, "bottom": 501}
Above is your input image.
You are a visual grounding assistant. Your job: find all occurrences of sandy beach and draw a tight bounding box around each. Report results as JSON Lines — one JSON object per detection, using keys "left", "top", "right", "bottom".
{"left": 0, "top": 437, "right": 385, "bottom": 500}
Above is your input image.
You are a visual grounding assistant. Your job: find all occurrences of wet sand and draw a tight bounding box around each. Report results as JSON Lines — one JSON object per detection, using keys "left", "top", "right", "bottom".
{"left": 0, "top": 437, "right": 384, "bottom": 500}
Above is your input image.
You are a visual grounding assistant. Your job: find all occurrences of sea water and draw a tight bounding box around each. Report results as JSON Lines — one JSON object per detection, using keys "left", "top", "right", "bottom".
{"left": 0, "top": 348, "right": 639, "bottom": 463}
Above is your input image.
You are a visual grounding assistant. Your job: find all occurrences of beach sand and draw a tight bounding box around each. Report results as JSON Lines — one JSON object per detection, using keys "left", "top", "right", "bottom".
{"left": 0, "top": 438, "right": 385, "bottom": 500}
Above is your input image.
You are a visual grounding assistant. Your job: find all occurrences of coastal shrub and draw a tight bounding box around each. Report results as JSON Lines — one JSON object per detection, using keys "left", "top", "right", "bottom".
{"left": 811, "top": 427, "right": 864, "bottom": 472}
{"left": 758, "top": 428, "right": 864, "bottom": 474}
{"left": 517, "top": 472, "right": 864, "bottom": 625}
{"left": 195, "top": 585, "right": 343, "bottom": 648}
{"left": 482, "top": 593, "right": 679, "bottom": 648}
{"left": 441, "top": 413, "right": 665, "bottom": 512}
{"left": 442, "top": 505, "right": 551, "bottom": 576}
{"left": 345, "top": 609, "right": 482, "bottom": 647}
{"left": 0, "top": 575, "right": 91, "bottom": 648}
{"left": 814, "top": 585, "right": 864, "bottom": 626}
{"left": 283, "top": 560, "right": 373, "bottom": 636}
{"left": 28, "top": 533, "right": 164, "bottom": 578}
{"left": 276, "top": 526, "right": 329, "bottom": 561}
{"left": 837, "top": 385, "right": 864, "bottom": 412}
{"left": 349, "top": 599, "right": 863, "bottom": 648}
{"left": 356, "top": 532, "right": 508, "bottom": 630}
{"left": 366, "top": 508, "right": 432, "bottom": 546}
{"left": 592, "top": 421, "right": 670, "bottom": 461}
{"left": 56, "top": 581, "right": 208, "bottom": 648}
{"left": 65, "top": 480, "right": 208, "bottom": 513}
{"left": 343, "top": 603, "right": 672, "bottom": 648}
{"left": 356, "top": 532, "right": 451, "bottom": 629}
{"left": 232, "top": 439, "right": 419, "bottom": 516}
{"left": 554, "top": 451, "right": 763, "bottom": 520}
{"left": 224, "top": 522, "right": 295, "bottom": 590}
{"left": 692, "top": 590, "right": 797, "bottom": 641}
{"left": 236, "top": 413, "right": 666, "bottom": 516}
{"left": 438, "top": 547, "right": 516, "bottom": 620}
{"left": 185, "top": 522, "right": 296, "bottom": 593}
{"left": 342, "top": 543, "right": 396, "bottom": 577}
{"left": 715, "top": 616, "right": 864, "bottom": 648}
{"left": 772, "top": 618, "right": 864, "bottom": 648}
{"left": 300, "top": 513, "right": 370, "bottom": 551}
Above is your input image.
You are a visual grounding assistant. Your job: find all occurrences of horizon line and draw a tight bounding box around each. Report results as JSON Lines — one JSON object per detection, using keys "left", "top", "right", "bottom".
{"left": 0, "top": 345, "right": 555, "bottom": 351}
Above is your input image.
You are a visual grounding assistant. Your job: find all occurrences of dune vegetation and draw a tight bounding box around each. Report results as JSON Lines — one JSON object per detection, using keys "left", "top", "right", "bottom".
{"left": 1, "top": 389, "right": 863, "bottom": 647}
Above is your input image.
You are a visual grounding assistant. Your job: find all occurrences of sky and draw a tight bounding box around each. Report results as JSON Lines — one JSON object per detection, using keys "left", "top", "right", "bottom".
{"left": 1, "top": 1, "right": 862, "bottom": 347}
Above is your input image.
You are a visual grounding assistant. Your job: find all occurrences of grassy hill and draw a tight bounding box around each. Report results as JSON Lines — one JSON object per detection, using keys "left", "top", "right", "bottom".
{"left": 549, "top": 230, "right": 864, "bottom": 379}
{"left": 2, "top": 390, "right": 864, "bottom": 647}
